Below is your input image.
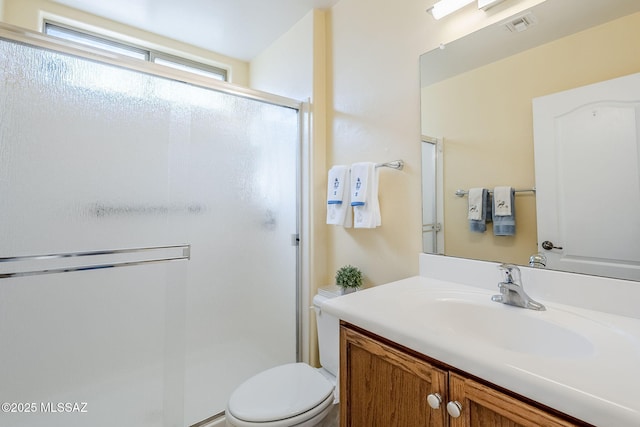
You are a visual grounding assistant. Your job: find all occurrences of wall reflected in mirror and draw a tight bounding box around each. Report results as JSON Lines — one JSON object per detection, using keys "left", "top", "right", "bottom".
{"left": 420, "top": 0, "right": 640, "bottom": 280}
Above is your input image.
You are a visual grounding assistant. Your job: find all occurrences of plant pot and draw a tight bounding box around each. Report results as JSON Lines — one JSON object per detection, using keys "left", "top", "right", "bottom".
{"left": 339, "top": 287, "right": 360, "bottom": 295}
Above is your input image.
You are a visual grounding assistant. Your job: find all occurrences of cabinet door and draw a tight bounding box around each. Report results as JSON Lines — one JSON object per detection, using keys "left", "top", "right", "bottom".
{"left": 448, "top": 373, "right": 581, "bottom": 427}
{"left": 340, "top": 325, "right": 448, "bottom": 427}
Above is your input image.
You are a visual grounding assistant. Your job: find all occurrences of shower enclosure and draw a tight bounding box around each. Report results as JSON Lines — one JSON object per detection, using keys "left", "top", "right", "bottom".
{"left": 0, "top": 25, "right": 301, "bottom": 427}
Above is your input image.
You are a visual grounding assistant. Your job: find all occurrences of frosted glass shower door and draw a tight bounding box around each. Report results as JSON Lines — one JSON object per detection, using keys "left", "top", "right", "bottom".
{"left": 178, "top": 80, "right": 300, "bottom": 423}
{"left": 0, "top": 37, "right": 192, "bottom": 427}
{"left": 0, "top": 30, "right": 300, "bottom": 427}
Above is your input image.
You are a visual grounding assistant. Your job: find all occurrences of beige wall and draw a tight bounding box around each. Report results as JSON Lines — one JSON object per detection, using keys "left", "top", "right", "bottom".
{"left": 1, "top": 0, "right": 250, "bottom": 85}
{"left": 324, "top": 0, "right": 544, "bottom": 287}
{"left": 326, "top": 0, "right": 427, "bottom": 287}
{"left": 422, "top": 11, "right": 640, "bottom": 265}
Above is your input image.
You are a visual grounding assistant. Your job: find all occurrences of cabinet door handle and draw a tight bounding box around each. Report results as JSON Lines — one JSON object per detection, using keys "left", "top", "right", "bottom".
{"left": 427, "top": 393, "right": 442, "bottom": 409}
{"left": 446, "top": 401, "right": 463, "bottom": 418}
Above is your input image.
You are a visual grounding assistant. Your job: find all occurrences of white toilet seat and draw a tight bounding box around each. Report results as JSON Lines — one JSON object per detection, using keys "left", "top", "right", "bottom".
{"left": 226, "top": 392, "right": 334, "bottom": 427}
{"left": 226, "top": 363, "right": 335, "bottom": 427}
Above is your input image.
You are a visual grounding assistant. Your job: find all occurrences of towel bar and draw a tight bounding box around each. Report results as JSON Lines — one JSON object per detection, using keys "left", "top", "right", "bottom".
{"left": 375, "top": 160, "right": 404, "bottom": 170}
{"left": 455, "top": 188, "right": 536, "bottom": 197}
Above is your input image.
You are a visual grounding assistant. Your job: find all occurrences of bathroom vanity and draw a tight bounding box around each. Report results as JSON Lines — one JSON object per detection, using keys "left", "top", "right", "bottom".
{"left": 341, "top": 323, "right": 583, "bottom": 426}
{"left": 322, "top": 254, "right": 640, "bottom": 427}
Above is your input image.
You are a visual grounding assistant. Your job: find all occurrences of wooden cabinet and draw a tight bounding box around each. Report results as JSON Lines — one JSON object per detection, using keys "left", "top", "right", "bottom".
{"left": 340, "top": 324, "right": 447, "bottom": 426}
{"left": 447, "top": 373, "right": 580, "bottom": 427}
{"left": 340, "top": 323, "right": 588, "bottom": 427}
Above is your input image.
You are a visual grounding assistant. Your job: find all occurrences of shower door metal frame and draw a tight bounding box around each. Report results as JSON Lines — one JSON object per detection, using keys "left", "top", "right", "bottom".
{"left": 421, "top": 135, "right": 444, "bottom": 255}
{"left": 0, "top": 21, "right": 305, "bottom": 361}
{"left": 0, "top": 23, "right": 300, "bottom": 109}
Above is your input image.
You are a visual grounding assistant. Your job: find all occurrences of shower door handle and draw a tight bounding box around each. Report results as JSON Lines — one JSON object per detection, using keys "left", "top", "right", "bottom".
{"left": 0, "top": 244, "right": 190, "bottom": 279}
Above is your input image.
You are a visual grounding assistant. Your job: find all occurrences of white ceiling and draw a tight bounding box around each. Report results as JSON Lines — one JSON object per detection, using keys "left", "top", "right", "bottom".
{"left": 51, "top": 0, "right": 341, "bottom": 61}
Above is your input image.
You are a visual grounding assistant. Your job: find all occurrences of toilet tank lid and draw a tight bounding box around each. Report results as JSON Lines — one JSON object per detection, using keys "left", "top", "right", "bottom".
{"left": 312, "top": 290, "right": 340, "bottom": 309}
{"left": 317, "top": 285, "right": 342, "bottom": 299}
{"left": 227, "top": 363, "right": 334, "bottom": 423}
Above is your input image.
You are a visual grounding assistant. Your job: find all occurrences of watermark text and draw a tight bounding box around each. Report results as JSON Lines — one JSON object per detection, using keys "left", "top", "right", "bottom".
{"left": 2, "top": 402, "right": 88, "bottom": 413}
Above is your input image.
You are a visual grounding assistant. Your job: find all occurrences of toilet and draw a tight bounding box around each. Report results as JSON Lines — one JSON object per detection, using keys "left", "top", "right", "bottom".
{"left": 225, "top": 291, "right": 340, "bottom": 427}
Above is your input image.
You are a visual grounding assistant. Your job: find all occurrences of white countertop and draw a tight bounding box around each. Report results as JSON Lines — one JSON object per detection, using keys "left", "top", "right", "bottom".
{"left": 322, "top": 276, "right": 640, "bottom": 427}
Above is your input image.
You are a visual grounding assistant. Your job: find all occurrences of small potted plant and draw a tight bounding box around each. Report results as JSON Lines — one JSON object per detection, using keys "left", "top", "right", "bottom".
{"left": 335, "top": 265, "right": 363, "bottom": 294}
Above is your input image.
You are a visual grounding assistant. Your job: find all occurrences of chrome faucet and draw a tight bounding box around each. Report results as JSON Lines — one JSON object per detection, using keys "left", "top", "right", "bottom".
{"left": 491, "top": 264, "right": 546, "bottom": 311}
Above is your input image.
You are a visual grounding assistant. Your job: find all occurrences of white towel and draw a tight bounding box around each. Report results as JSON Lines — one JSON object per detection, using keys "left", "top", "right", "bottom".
{"left": 350, "top": 162, "right": 369, "bottom": 206}
{"left": 493, "top": 186, "right": 513, "bottom": 216}
{"left": 326, "top": 165, "right": 352, "bottom": 227}
{"left": 350, "top": 162, "right": 380, "bottom": 228}
{"left": 327, "top": 165, "right": 347, "bottom": 204}
{"left": 467, "top": 188, "right": 484, "bottom": 220}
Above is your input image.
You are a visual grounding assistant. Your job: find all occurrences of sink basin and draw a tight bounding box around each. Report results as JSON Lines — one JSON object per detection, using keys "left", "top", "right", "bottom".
{"left": 423, "top": 297, "right": 595, "bottom": 358}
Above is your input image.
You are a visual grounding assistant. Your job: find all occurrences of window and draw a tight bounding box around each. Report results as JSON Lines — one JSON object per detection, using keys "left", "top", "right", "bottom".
{"left": 43, "top": 22, "right": 227, "bottom": 81}
{"left": 152, "top": 55, "right": 226, "bottom": 81}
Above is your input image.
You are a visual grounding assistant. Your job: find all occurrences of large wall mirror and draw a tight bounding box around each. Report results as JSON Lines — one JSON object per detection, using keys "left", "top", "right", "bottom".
{"left": 420, "top": 0, "right": 640, "bottom": 281}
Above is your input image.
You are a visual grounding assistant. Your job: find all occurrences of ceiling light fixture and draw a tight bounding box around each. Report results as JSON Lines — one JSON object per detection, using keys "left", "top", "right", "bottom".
{"left": 478, "top": 0, "right": 506, "bottom": 10}
{"left": 428, "top": 0, "right": 474, "bottom": 20}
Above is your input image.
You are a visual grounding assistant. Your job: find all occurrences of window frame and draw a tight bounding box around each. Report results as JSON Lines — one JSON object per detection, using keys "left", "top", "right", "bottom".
{"left": 43, "top": 21, "right": 228, "bottom": 82}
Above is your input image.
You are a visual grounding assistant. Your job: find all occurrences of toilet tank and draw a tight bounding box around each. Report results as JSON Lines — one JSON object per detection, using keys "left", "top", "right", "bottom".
{"left": 312, "top": 293, "right": 340, "bottom": 377}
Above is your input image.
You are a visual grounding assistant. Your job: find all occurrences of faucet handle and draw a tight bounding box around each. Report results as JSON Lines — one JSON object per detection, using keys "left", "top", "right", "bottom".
{"left": 497, "top": 263, "right": 521, "bottom": 284}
